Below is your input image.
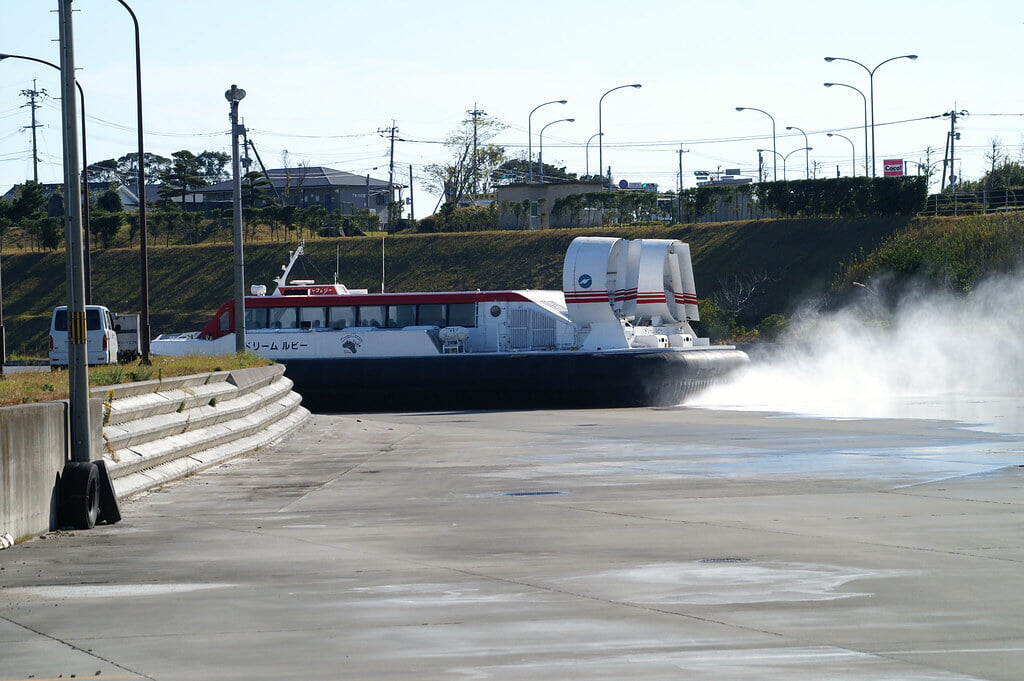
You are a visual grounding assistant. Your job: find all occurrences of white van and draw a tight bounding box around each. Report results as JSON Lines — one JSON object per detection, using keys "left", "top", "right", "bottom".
{"left": 49, "top": 305, "right": 119, "bottom": 367}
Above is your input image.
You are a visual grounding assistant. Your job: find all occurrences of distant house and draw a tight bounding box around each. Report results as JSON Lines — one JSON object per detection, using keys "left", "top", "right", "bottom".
{"left": 496, "top": 181, "right": 605, "bottom": 229}
{"left": 2, "top": 181, "right": 140, "bottom": 213}
{"left": 192, "top": 166, "right": 394, "bottom": 225}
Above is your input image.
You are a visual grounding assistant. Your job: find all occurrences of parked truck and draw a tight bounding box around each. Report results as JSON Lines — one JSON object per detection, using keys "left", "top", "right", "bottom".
{"left": 49, "top": 306, "right": 141, "bottom": 367}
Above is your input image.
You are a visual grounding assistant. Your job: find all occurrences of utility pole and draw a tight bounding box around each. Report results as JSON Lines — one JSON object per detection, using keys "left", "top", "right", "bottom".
{"left": 378, "top": 120, "right": 398, "bottom": 228}
{"left": 676, "top": 146, "right": 689, "bottom": 224}
{"left": 941, "top": 109, "right": 967, "bottom": 192}
{"left": 19, "top": 80, "right": 46, "bottom": 182}
{"left": 408, "top": 164, "right": 415, "bottom": 220}
{"left": 467, "top": 104, "right": 486, "bottom": 195}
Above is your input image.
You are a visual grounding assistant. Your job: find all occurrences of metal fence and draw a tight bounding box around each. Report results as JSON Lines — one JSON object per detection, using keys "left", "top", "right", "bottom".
{"left": 922, "top": 187, "right": 1024, "bottom": 217}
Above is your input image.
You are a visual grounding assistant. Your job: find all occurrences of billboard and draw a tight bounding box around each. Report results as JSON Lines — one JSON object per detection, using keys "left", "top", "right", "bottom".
{"left": 883, "top": 159, "right": 905, "bottom": 177}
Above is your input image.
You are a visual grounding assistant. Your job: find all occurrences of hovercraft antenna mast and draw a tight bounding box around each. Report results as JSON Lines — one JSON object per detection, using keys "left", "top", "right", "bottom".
{"left": 272, "top": 240, "right": 305, "bottom": 293}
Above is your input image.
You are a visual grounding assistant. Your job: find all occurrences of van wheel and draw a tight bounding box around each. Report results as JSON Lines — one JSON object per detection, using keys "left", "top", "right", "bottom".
{"left": 59, "top": 462, "right": 100, "bottom": 530}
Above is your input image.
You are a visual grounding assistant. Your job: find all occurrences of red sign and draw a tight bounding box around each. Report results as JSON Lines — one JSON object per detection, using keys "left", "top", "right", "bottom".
{"left": 883, "top": 159, "right": 904, "bottom": 177}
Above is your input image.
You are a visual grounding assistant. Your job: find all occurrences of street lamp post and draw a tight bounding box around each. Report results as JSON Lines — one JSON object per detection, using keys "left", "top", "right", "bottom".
{"left": 756, "top": 148, "right": 784, "bottom": 182}
{"left": 737, "top": 107, "right": 777, "bottom": 181}
{"left": 115, "top": 0, "right": 152, "bottom": 363}
{"left": 226, "top": 84, "right": 247, "bottom": 354}
{"left": 827, "top": 133, "right": 856, "bottom": 177}
{"left": 782, "top": 147, "right": 812, "bottom": 181}
{"left": 824, "top": 54, "right": 918, "bottom": 177}
{"left": 598, "top": 83, "right": 641, "bottom": 189}
{"left": 785, "top": 125, "right": 810, "bottom": 178}
{"left": 585, "top": 132, "right": 603, "bottom": 178}
{"left": 0, "top": 53, "right": 91, "bottom": 303}
{"left": 824, "top": 82, "right": 869, "bottom": 177}
{"left": 538, "top": 118, "right": 575, "bottom": 183}
{"left": 527, "top": 99, "right": 566, "bottom": 182}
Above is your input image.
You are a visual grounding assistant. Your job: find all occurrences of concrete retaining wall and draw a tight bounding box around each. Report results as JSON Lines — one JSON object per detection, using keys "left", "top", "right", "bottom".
{"left": 0, "top": 364, "right": 309, "bottom": 542}
{"left": 0, "top": 402, "right": 68, "bottom": 542}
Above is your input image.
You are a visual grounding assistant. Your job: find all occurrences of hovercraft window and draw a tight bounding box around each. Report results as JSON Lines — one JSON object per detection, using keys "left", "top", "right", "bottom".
{"left": 386, "top": 304, "right": 417, "bottom": 328}
{"left": 359, "top": 305, "right": 386, "bottom": 328}
{"left": 298, "top": 306, "right": 326, "bottom": 330}
{"left": 245, "top": 308, "right": 269, "bottom": 330}
{"left": 328, "top": 306, "right": 358, "bottom": 329}
{"left": 269, "top": 307, "right": 298, "bottom": 329}
{"left": 418, "top": 303, "right": 446, "bottom": 327}
{"left": 448, "top": 303, "right": 476, "bottom": 327}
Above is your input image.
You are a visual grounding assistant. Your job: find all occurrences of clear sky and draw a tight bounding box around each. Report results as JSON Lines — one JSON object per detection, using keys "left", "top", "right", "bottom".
{"left": 2, "top": 0, "right": 1023, "bottom": 215}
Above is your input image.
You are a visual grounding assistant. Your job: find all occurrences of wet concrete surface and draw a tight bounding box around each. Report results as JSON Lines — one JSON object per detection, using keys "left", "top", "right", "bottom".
{"left": 1, "top": 406, "right": 1022, "bottom": 680}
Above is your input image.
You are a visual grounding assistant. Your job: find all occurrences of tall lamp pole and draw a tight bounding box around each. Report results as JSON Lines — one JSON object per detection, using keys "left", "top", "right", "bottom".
{"left": 57, "top": 0, "right": 90, "bottom": 466}
{"left": 827, "top": 133, "right": 856, "bottom": 177}
{"left": 824, "top": 82, "right": 869, "bottom": 177}
{"left": 782, "top": 147, "right": 812, "bottom": 181}
{"left": 226, "top": 85, "right": 247, "bottom": 353}
{"left": 538, "top": 118, "right": 575, "bottom": 183}
{"left": 824, "top": 54, "right": 918, "bottom": 176}
{"left": 527, "top": 99, "right": 566, "bottom": 182}
{"left": 785, "top": 126, "right": 810, "bottom": 179}
{"left": 114, "top": 0, "right": 151, "bottom": 362}
{"left": 598, "top": 83, "right": 641, "bottom": 189}
{"left": 737, "top": 107, "right": 777, "bottom": 181}
{"left": 0, "top": 53, "right": 91, "bottom": 303}
{"left": 757, "top": 148, "right": 784, "bottom": 182}
{"left": 585, "top": 132, "right": 602, "bottom": 178}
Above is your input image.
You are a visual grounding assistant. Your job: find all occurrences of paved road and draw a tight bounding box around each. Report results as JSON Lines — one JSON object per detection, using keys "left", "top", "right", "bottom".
{"left": 2, "top": 406, "right": 1022, "bottom": 680}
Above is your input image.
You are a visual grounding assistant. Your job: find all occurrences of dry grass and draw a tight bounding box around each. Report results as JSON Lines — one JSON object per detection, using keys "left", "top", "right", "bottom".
{"left": 0, "top": 353, "right": 272, "bottom": 407}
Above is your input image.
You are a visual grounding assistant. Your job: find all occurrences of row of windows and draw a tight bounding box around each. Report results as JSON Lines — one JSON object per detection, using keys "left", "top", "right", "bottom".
{"left": 244, "top": 302, "right": 477, "bottom": 331}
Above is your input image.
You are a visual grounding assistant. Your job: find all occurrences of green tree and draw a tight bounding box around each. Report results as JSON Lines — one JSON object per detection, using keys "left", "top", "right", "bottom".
{"left": 158, "top": 150, "right": 206, "bottom": 209}
{"left": 492, "top": 158, "right": 577, "bottom": 185}
{"left": 424, "top": 112, "right": 508, "bottom": 206}
{"left": 96, "top": 187, "right": 123, "bottom": 213}
{"left": 196, "top": 151, "right": 230, "bottom": 185}
{"left": 89, "top": 211, "right": 123, "bottom": 249}
{"left": 8, "top": 181, "right": 47, "bottom": 223}
{"left": 299, "top": 205, "right": 329, "bottom": 237}
{"left": 242, "top": 171, "right": 273, "bottom": 209}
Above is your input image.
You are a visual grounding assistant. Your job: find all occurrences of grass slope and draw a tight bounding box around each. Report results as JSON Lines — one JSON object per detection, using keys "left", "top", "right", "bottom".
{"left": 2, "top": 217, "right": 913, "bottom": 357}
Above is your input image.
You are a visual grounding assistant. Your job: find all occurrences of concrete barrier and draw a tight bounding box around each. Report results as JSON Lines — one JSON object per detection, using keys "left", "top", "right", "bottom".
{"left": 0, "top": 402, "right": 68, "bottom": 542}
{"left": 0, "top": 364, "right": 309, "bottom": 543}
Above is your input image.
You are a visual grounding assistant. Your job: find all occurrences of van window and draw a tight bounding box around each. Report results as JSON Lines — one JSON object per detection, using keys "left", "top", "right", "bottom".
{"left": 53, "top": 309, "right": 105, "bottom": 331}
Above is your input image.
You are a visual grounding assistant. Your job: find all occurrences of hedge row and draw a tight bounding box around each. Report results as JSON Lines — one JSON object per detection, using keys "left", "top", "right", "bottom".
{"left": 684, "top": 176, "right": 928, "bottom": 219}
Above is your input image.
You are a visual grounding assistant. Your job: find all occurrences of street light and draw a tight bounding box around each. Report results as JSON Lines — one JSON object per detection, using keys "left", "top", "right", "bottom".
{"left": 737, "top": 107, "right": 777, "bottom": 181}
{"left": 226, "top": 84, "right": 247, "bottom": 354}
{"left": 0, "top": 53, "right": 92, "bottom": 304}
{"left": 824, "top": 54, "right": 918, "bottom": 177}
{"left": 785, "top": 125, "right": 810, "bottom": 178}
{"left": 823, "top": 82, "right": 869, "bottom": 177}
{"left": 756, "top": 148, "right": 784, "bottom": 183}
{"left": 115, "top": 0, "right": 153, "bottom": 363}
{"left": 538, "top": 118, "right": 575, "bottom": 183}
{"left": 598, "top": 83, "right": 641, "bottom": 189}
{"left": 827, "top": 133, "right": 856, "bottom": 177}
{"left": 585, "top": 132, "right": 603, "bottom": 178}
{"left": 527, "top": 99, "right": 566, "bottom": 182}
{"left": 782, "top": 147, "right": 812, "bottom": 181}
